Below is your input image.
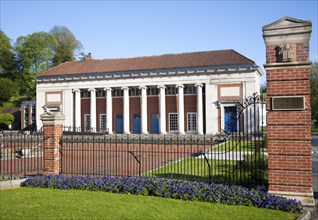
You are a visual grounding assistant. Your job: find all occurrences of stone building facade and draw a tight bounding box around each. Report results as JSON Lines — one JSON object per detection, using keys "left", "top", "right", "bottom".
{"left": 36, "top": 49, "right": 262, "bottom": 134}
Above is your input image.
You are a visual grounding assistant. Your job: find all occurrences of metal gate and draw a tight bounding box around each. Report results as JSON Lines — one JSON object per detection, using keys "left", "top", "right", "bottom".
{"left": 60, "top": 93, "right": 267, "bottom": 188}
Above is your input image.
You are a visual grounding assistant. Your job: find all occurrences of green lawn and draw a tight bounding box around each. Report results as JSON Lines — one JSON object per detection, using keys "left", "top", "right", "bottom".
{"left": 211, "top": 141, "right": 260, "bottom": 152}
{"left": 0, "top": 187, "right": 298, "bottom": 220}
{"left": 144, "top": 158, "right": 238, "bottom": 183}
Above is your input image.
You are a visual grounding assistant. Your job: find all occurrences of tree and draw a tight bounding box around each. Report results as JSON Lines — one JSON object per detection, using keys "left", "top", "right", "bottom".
{"left": 0, "top": 31, "right": 16, "bottom": 79}
{"left": 310, "top": 61, "right": 318, "bottom": 122}
{"left": 15, "top": 32, "right": 57, "bottom": 73}
{"left": 50, "top": 25, "right": 83, "bottom": 65}
{"left": 0, "top": 78, "right": 17, "bottom": 106}
{"left": 0, "top": 113, "right": 14, "bottom": 129}
{"left": 14, "top": 32, "right": 57, "bottom": 98}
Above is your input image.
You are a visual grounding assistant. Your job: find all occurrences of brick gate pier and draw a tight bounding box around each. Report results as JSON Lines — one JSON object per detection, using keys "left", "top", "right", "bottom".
{"left": 263, "top": 17, "right": 314, "bottom": 207}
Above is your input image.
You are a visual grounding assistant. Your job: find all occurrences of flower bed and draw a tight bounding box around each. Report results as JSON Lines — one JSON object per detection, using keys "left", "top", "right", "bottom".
{"left": 21, "top": 175, "right": 302, "bottom": 213}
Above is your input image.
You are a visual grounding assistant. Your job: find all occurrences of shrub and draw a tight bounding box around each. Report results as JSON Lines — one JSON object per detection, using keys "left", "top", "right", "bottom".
{"left": 21, "top": 175, "right": 302, "bottom": 213}
{"left": 0, "top": 113, "right": 14, "bottom": 129}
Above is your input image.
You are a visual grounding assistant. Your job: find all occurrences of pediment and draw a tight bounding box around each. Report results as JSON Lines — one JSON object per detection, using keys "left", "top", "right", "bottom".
{"left": 263, "top": 16, "right": 311, "bottom": 31}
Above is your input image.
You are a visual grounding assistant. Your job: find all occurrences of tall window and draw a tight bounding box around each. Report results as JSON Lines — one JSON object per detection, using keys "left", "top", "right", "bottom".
{"left": 81, "top": 90, "right": 90, "bottom": 98}
{"left": 169, "top": 113, "right": 178, "bottom": 131}
{"left": 166, "top": 86, "right": 178, "bottom": 95}
{"left": 100, "top": 114, "right": 107, "bottom": 132}
{"left": 187, "top": 113, "right": 197, "bottom": 131}
{"left": 84, "top": 114, "right": 91, "bottom": 132}
{"left": 96, "top": 90, "right": 106, "bottom": 97}
{"left": 129, "top": 88, "right": 141, "bottom": 96}
{"left": 147, "top": 87, "right": 159, "bottom": 96}
{"left": 112, "top": 88, "right": 123, "bottom": 97}
{"left": 184, "top": 85, "right": 197, "bottom": 94}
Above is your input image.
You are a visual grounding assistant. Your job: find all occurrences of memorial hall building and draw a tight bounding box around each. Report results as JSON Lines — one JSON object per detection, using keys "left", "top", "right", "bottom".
{"left": 36, "top": 49, "right": 262, "bottom": 134}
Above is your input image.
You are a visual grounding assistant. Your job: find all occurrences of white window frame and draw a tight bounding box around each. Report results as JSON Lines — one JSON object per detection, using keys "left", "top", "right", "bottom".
{"left": 187, "top": 112, "right": 197, "bottom": 132}
{"left": 84, "top": 114, "right": 91, "bottom": 132}
{"left": 169, "top": 113, "right": 178, "bottom": 132}
{"left": 100, "top": 114, "right": 107, "bottom": 132}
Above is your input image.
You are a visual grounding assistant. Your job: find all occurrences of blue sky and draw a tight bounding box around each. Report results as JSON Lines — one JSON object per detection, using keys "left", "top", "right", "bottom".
{"left": 1, "top": 1, "right": 317, "bottom": 85}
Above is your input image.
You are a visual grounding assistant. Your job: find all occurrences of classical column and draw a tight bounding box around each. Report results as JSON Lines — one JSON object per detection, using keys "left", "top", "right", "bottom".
{"left": 158, "top": 85, "right": 166, "bottom": 134}
{"left": 140, "top": 86, "right": 148, "bottom": 134}
{"left": 122, "top": 87, "right": 130, "bottom": 134}
{"left": 104, "top": 88, "right": 113, "bottom": 134}
{"left": 88, "top": 88, "right": 96, "bottom": 132}
{"left": 73, "top": 89, "right": 81, "bottom": 131}
{"left": 176, "top": 85, "right": 185, "bottom": 135}
{"left": 28, "top": 103, "right": 33, "bottom": 127}
{"left": 195, "top": 84, "right": 204, "bottom": 135}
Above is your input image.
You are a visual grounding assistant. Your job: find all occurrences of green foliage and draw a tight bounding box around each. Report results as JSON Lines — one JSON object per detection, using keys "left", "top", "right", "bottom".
{"left": 237, "top": 152, "right": 268, "bottom": 188}
{"left": 0, "top": 31, "right": 16, "bottom": 79}
{"left": 0, "top": 113, "right": 14, "bottom": 129}
{"left": 50, "top": 25, "right": 83, "bottom": 65}
{"left": 0, "top": 78, "right": 17, "bottom": 106}
{"left": 14, "top": 32, "right": 58, "bottom": 99}
{"left": 310, "top": 62, "right": 318, "bottom": 121}
{"left": 0, "top": 28, "right": 84, "bottom": 103}
{"left": 14, "top": 32, "right": 57, "bottom": 73}
{"left": 15, "top": 70, "right": 37, "bottom": 99}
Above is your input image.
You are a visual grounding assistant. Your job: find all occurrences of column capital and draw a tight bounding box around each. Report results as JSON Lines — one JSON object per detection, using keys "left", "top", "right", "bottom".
{"left": 104, "top": 87, "right": 112, "bottom": 92}
{"left": 139, "top": 86, "right": 147, "bottom": 90}
{"left": 72, "top": 89, "right": 81, "bottom": 93}
{"left": 88, "top": 88, "right": 96, "bottom": 92}
{"left": 195, "top": 83, "right": 203, "bottom": 88}
{"left": 176, "top": 84, "right": 184, "bottom": 88}
{"left": 121, "top": 87, "right": 129, "bottom": 91}
{"left": 157, "top": 85, "right": 166, "bottom": 89}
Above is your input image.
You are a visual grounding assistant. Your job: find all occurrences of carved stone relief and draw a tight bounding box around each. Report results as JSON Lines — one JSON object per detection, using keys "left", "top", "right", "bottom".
{"left": 275, "top": 43, "right": 295, "bottom": 62}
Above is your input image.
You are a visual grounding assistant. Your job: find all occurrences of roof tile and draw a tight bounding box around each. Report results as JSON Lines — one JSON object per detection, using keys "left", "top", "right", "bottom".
{"left": 40, "top": 49, "right": 255, "bottom": 76}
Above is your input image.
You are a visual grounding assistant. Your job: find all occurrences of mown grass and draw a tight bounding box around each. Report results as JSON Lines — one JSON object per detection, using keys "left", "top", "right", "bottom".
{"left": 0, "top": 187, "right": 298, "bottom": 220}
{"left": 211, "top": 141, "right": 259, "bottom": 152}
{"left": 144, "top": 158, "right": 238, "bottom": 182}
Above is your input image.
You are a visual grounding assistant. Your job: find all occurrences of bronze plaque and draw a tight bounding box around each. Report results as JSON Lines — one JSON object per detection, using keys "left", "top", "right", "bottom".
{"left": 272, "top": 96, "right": 305, "bottom": 110}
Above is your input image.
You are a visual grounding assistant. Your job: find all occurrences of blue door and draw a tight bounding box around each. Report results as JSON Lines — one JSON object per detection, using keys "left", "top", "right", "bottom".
{"left": 224, "top": 107, "right": 237, "bottom": 133}
{"left": 116, "top": 114, "right": 123, "bottom": 134}
{"left": 133, "top": 114, "right": 141, "bottom": 134}
{"left": 150, "top": 114, "right": 160, "bottom": 134}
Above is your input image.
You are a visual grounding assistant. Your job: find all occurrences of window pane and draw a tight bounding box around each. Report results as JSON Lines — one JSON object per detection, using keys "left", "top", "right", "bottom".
{"left": 187, "top": 113, "right": 197, "bottom": 131}
{"left": 100, "top": 114, "right": 107, "bottom": 131}
{"left": 169, "top": 113, "right": 178, "bottom": 131}
{"left": 84, "top": 115, "right": 91, "bottom": 131}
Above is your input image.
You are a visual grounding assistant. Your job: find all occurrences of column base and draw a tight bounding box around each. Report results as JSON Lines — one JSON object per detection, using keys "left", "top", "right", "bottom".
{"left": 123, "top": 131, "right": 131, "bottom": 134}
{"left": 141, "top": 131, "right": 148, "bottom": 134}
{"left": 268, "top": 190, "right": 315, "bottom": 207}
{"left": 178, "top": 132, "right": 185, "bottom": 135}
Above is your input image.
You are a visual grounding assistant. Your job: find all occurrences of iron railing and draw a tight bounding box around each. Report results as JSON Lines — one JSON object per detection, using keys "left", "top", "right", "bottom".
{"left": 60, "top": 94, "right": 267, "bottom": 188}
{"left": 0, "top": 94, "right": 267, "bottom": 188}
{"left": 0, "top": 130, "right": 44, "bottom": 179}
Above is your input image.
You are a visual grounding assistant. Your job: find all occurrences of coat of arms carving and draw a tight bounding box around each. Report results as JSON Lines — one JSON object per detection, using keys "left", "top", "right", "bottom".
{"left": 275, "top": 43, "right": 295, "bottom": 62}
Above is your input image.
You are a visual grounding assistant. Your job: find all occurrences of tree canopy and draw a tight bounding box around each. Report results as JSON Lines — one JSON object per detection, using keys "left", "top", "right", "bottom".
{"left": 0, "top": 27, "right": 84, "bottom": 106}
{"left": 310, "top": 61, "right": 318, "bottom": 121}
{"left": 50, "top": 25, "right": 83, "bottom": 66}
{"left": 0, "top": 31, "right": 16, "bottom": 78}
{"left": 0, "top": 77, "right": 17, "bottom": 106}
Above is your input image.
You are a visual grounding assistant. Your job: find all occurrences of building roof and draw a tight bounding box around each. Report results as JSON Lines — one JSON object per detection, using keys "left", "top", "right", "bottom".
{"left": 39, "top": 49, "right": 255, "bottom": 77}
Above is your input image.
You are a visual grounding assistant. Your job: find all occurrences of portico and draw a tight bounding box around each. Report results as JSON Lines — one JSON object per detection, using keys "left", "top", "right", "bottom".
{"left": 36, "top": 49, "right": 262, "bottom": 134}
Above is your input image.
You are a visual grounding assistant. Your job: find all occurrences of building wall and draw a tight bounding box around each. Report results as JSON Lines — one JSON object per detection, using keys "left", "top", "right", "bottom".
{"left": 36, "top": 70, "right": 261, "bottom": 134}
